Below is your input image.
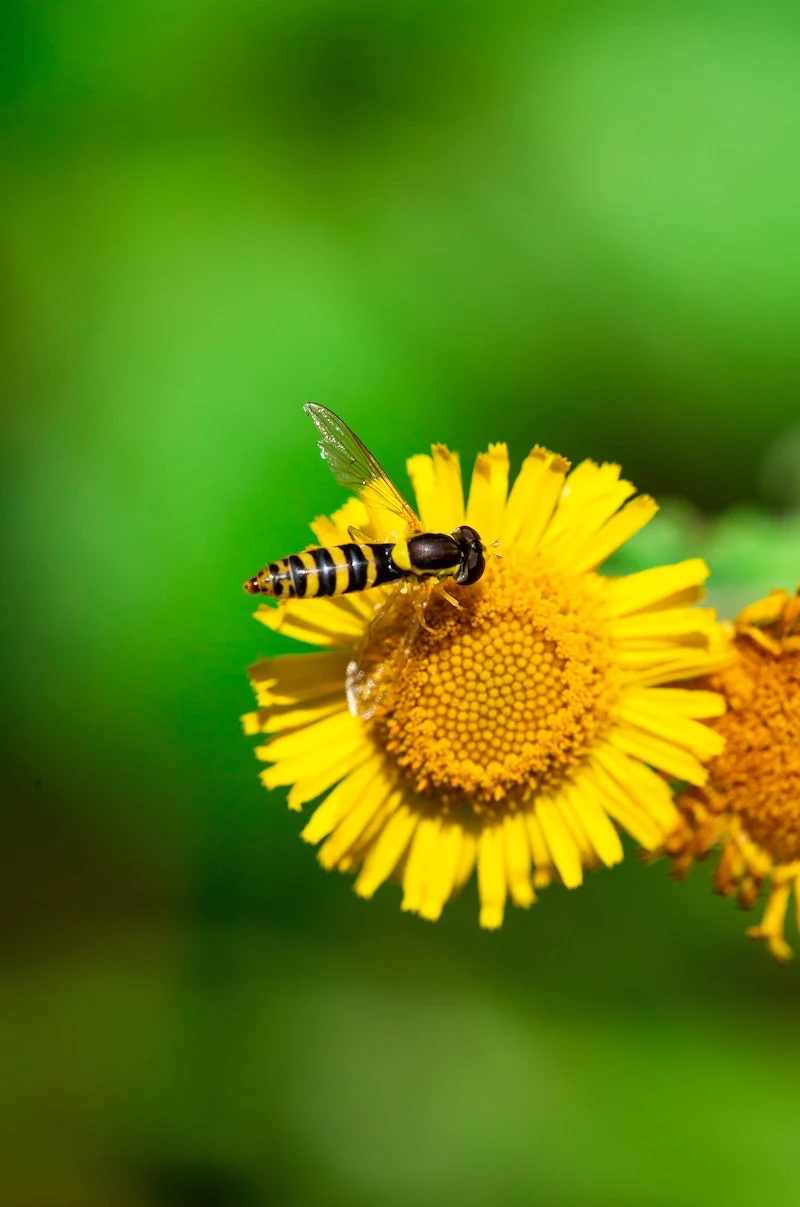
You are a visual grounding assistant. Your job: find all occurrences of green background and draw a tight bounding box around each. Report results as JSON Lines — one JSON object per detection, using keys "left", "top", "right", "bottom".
{"left": 3, "top": 2, "right": 800, "bottom": 1204}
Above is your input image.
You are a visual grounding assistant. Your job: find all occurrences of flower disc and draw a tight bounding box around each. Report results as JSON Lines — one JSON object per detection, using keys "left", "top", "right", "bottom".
{"left": 357, "top": 556, "right": 617, "bottom": 807}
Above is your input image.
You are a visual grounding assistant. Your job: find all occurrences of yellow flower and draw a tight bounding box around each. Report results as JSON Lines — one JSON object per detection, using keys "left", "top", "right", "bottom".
{"left": 243, "top": 441, "right": 729, "bottom": 927}
{"left": 665, "top": 586, "right": 800, "bottom": 960}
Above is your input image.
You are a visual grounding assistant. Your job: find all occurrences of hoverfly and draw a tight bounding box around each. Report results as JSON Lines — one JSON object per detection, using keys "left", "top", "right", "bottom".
{"left": 243, "top": 404, "right": 486, "bottom": 604}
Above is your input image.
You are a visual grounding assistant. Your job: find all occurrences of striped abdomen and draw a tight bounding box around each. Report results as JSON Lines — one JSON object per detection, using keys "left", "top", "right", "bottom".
{"left": 243, "top": 542, "right": 403, "bottom": 598}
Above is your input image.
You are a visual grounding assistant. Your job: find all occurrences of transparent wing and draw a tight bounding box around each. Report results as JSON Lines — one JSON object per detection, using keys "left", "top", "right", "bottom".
{"left": 345, "top": 586, "right": 427, "bottom": 722}
{"left": 305, "top": 403, "right": 422, "bottom": 536}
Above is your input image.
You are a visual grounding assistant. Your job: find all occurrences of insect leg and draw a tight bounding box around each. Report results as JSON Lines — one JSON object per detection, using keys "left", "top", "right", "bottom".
{"left": 437, "top": 582, "right": 464, "bottom": 611}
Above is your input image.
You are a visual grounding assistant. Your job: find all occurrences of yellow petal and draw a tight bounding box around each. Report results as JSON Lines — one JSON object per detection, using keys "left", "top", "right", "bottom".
{"left": 535, "top": 796, "right": 583, "bottom": 888}
{"left": 355, "top": 801, "right": 418, "bottom": 898}
{"left": 311, "top": 497, "right": 372, "bottom": 545}
{"left": 593, "top": 742, "right": 679, "bottom": 830}
{"left": 452, "top": 828, "right": 478, "bottom": 894}
{"left": 561, "top": 775, "right": 623, "bottom": 868}
{"left": 621, "top": 687, "right": 725, "bottom": 720}
{"left": 501, "top": 448, "right": 570, "bottom": 552}
{"left": 610, "top": 724, "right": 709, "bottom": 787}
{"left": 616, "top": 697, "right": 725, "bottom": 761}
{"left": 746, "top": 882, "right": 794, "bottom": 962}
{"left": 583, "top": 761, "right": 665, "bottom": 849}
{"left": 300, "top": 759, "right": 383, "bottom": 845}
{"left": 541, "top": 479, "right": 636, "bottom": 563}
{"left": 258, "top": 708, "right": 361, "bottom": 764}
{"left": 543, "top": 462, "right": 628, "bottom": 548}
{"left": 524, "top": 810, "right": 555, "bottom": 883}
{"left": 478, "top": 823, "right": 507, "bottom": 929}
{"left": 407, "top": 444, "right": 465, "bottom": 532}
{"left": 572, "top": 495, "right": 659, "bottom": 573}
{"left": 285, "top": 742, "right": 375, "bottom": 811}
{"left": 608, "top": 607, "right": 720, "bottom": 645}
{"left": 255, "top": 599, "right": 366, "bottom": 647}
{"left": 256, "top": 699, "right": 344, "bottom": 734}
{"left": 317, "top": 767, "right": 396, "bottom": 869}
{"left": 503, "top": 811, "right": 535, "bottom": 907}
{"left": 248, "top": 652, "right": 350, "bottom": 705}
{"left": 402, "top": 815, "right": 443, "bottom": 914}
{"left": 259, "top": 728, "right": 372, "bottom": 792}
{"left": 466, "top": 443, "right": 509, "bottom": 541}
{"left": 419, "top": 821, "right": 464, "bottom": 921}
{"left": 607, "top": 559, "right": 709, "bottom": 618}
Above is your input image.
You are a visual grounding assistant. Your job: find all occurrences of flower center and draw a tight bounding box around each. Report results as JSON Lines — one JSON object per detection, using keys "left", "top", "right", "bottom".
{"left": 348, "top": 555, "right": 618, "bottom": 809}
{"left": 711, "top": 645, "right": 800, "bottom": 864}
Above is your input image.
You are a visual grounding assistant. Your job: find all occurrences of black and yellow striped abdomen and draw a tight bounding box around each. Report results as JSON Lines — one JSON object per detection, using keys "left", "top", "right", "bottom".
{"left": 243, "top": 542, "right": 403, "bottom": 598}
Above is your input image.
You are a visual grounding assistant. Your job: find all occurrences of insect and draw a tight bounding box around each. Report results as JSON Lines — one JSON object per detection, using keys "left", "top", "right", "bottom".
{"left": 243, "top": 403, "right": 486, "bottom": 604}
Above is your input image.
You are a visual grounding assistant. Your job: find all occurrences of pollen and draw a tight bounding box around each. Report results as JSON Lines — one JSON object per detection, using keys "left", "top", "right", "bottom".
{"left": 665, "top": 586, "right": 800, "bottom": 960}
{"left": 704, "top": 624, "right": 800, "bottom": 864}
{"left": 358, "top": 555, "right": 618, "bottom": 807}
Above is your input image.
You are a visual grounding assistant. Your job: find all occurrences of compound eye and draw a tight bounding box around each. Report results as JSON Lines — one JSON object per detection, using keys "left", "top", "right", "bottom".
{"left": 456, "top": 524, "right": 483, "bottom": 550}
{"left": 460, "top": 550, "right": 486, "bottom": 586}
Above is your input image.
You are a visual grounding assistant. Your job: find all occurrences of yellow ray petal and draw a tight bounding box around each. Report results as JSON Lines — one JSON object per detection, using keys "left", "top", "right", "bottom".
{"left": 535, "top": 796, "right": 583, "bottom": 887}
{"left": 260, "top": 735, "right": 373, "bottom": 802}
{"left": 607, "top": 559, "right": 709, "bottom": 618}
{"left": 354, "top": 801, "right": 418, "bottom": 898}
{"left": 419, "top": 821, "right": 464, "bottom": 921}
{"left": 466, "top": 443, "right": 509, "bottom": 541}
{"left": 608, "top": 607, "right": 720, "bottom": 645}
{"left": 258, "top": 708, "right": 362, "bottom": 764}
{"left": 340, "top": 789, "right": 403, "bottom": 869}
{"left": 246, "top": 698, "right": 343, "bottom": 735}
{"left": 248, "top": 652, "right": 350, "bottom": 705}
{"left": 255, "top": 599, "right": 366, "bottom": 647}
{"left": 621, "top": 687, "right": 725, "bottom": 720}
{"left": 503, "top": 811, "right": 535, "bottom": 907}
{"left": 300, "top": 759, "right": 383, "bottom": 845}
{"left": 541, "top": 480, "right": 636, "bottom": 562}
{"left": 573, "top": 495, "right": 659, "bottom": 573}
{"left": 598, "top": 746, "right": 679, "bottom": 831}
{"left": 583, "top": 761, "right": 665, "bottom": 849}
{"left": 746, "top": 882, "right": 794, "bottom": 962}
{"left": 311, "top": 497, "right": 372, "bottom": 545}
{"left": 551, "top": 787, "right": 595, "bottom": 867}
{"left": 561, "top": 775, "right": 624, "bottom": 868}
{"left": 610, "top": 724, "right": 709, "bottom": 786}
{"left": 616, "top": 697, "right": 725, "bottom": 761}
{"left": 501, "top": 448, "right": 570, "bottom": 552}
{"left": 286, "top": 742, "right": 375, "bottom": 811}
{"left": 407, "top": 445, "right": 465, "bottom": 532}
{"left": 478, "top": 823, "right": 507, "bottom": 929}
{"left": 402, "top": 815, "right": 443, "bottom": 914}
{"left": 621, "top": 646, "right": 732, "bottom": 688}
{"left": 257, "top": 720, "right": 369, "bottom": 778}
{"left": 543, "top": 462, "right": 627, "bottom": 547}
{"left": 524, "top": 810, "right": 555, "bottom": 885}
{"left": 318, "top": 767, "right": 396, "bottom": 869}
{"left": 592, "top": 743, "right": 678, "bottom": 830}
{"left": 452, "top": 828, "right": 478, "bottom": 895}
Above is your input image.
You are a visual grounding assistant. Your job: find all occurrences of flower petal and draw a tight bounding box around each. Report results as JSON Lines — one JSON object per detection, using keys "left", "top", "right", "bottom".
{"left": 419, "top": 820, "right": 465, "bottom": 921}
{"left": 466, "top": 443, "right": 509, "bottom": 541}
{"left": 407, "top": 445, "right": 465, "bottom": 532}
{"left": 354, "top": 800, "right": 419, "bottom": 899}
{"left": 300, "top": 758, "right": 383, "bottom": 845}
{"left": 535, "top": 796, "right": 583, "bottom": 888}
{"left": 402, "top": 815, "right": 443, "bottom": 914}
{"left": 255, "top": 599, "right": 366, "bottom": 647}
{"left": 503, "top": 811, "right": 535, "bottom": 907}
{"left": 477, "top": 822, "right": 507, "bottom": 929}
{"left": 501, "top": 448, "right": 570, "bottom": 552}
{"left": 607, "top": 559, "right": 709, "bottom": 618}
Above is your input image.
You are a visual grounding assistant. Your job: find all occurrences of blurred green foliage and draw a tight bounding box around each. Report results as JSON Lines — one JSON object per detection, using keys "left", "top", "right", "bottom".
{"left": 3, "top": 2, "right": 800, "bottom": 1205}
